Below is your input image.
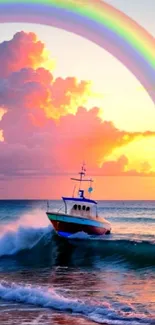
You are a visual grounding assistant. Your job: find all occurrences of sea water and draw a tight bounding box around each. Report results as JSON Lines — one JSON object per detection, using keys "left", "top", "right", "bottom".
{"left": 0, "top": 200, "right": 154, "bottom": 325}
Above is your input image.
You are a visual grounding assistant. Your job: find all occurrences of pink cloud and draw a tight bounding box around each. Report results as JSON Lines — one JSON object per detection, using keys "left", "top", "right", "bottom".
{"left": 0, "top": 32, "right": 46, "bottom": 78}
{"left": 1, "top": 105, "right": 155, "bottom": 179}
{"left": 100, "top": 156, "right": 155, "bottom": 176}
{"left": 0, "top": 31, "right": 155, "bottom": 181}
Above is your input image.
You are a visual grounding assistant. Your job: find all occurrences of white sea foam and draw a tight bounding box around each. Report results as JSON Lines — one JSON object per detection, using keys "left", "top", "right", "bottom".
{"left": 0, "top": 281, "right": 152, "bottom": 325}
{"left": 69, "top": 231, "right": 90, "bottom": 239}
{"left": 0, "top": 210, "right": 53, "bottom": 256}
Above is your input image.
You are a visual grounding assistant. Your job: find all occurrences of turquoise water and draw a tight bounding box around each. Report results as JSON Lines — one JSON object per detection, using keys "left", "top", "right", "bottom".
{"left": 0, "top": 200, "right": 154, "bottom": 325}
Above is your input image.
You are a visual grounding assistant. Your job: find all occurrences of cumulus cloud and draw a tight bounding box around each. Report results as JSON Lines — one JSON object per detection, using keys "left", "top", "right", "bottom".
{"left": 0, "top": 31, "right": 155, "bottom": 181}
{"left": 0, "top": 104, "right": 155, "bottom": 178}
{"left": 100, "top": 156, "right": 155, "bottom": 176}
{"left": 0, "top": 70, "right": 91, "bottom": 120}
{"left": 48, "top": 107, "right": 155, "bottom": 173}
{"left": 0, "top": 31, "right": 55, "bottom": 78}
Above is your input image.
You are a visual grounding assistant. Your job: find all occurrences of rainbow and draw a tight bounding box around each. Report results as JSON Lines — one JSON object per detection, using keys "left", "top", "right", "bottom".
{"left": 0, "top": 0, "right": 155, "bottom": 102}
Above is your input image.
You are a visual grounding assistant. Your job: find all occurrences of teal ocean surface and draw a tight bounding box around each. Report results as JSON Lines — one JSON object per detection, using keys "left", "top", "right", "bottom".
{"left": 0, "top": 200, "right": 154, "bottom": 325}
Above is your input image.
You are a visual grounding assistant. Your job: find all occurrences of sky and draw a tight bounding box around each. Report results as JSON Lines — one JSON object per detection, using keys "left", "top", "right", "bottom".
{"left": 0, "top": 0, "right": 155, "bottom": 199}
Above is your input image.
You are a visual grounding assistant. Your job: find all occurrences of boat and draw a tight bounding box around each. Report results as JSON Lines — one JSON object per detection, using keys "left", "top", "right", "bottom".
{"left": 46, "top": 163, "right": 111, "bottom": 238}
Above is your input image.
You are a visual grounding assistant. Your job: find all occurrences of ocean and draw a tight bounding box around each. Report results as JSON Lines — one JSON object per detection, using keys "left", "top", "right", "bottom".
{"left": 0, "top": 200, "right": 154, "bottom": 325}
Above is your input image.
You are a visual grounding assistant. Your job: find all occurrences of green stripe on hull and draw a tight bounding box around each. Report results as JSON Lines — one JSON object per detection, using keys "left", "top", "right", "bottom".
{"left": 46, "top": 212, "right": 110, "bottom": 230}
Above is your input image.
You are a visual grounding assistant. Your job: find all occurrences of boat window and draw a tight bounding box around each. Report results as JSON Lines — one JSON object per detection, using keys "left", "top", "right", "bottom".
{"left": 86, "top": 207, "right": 90, "bottom": 212}
{"left": 73, "top": 204, "right": 77, "bottom": 210}
{"left": 78, "top": 205, "right": 81, "bottom": 210}
{"left": 82, "top": 206, "right": 86, "bottom": 210}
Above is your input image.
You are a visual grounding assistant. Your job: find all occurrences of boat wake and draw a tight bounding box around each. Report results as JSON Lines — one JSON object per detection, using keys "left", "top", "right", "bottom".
{"left": 0, "top": 281, "right": 154, "bottom": 325}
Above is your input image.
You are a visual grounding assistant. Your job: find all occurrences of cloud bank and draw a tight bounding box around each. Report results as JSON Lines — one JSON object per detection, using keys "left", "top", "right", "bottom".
{"left": 0, "top": 31, "right": 154, "bottom": 181}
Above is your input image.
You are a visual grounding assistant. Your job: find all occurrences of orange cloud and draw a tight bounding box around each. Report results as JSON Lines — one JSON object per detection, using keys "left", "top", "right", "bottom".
{"left": 0, "top": 30, "right": 92, "bottom": 120}
{"left": 0, "top": 67, "right": 91, "bottom": 120}
{"left": 55, "top": 107, "right": 155, "bottom": 172}
{"left": 0, "top": 31, "right": 155, "bottom": 181}
{"left": 0, "top": 103, "right": 155, "bottom": 179}
{"left": 0, "top": 130, "right": 4, "bottom": 142}
{"left": 0, "top": 31, "right": 55, "bottom": 78}
{"left": 99, "top": 155, "right": 155, "bottom": 176}
{"left": 0, "top": 108, "right": 6, "bottom": 121}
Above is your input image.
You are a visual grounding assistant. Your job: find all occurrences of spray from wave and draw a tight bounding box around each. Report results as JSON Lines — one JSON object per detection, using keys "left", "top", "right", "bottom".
{"left": 0, "top": 210, "right": 53, "bottom": 257}
{"left": 0, "top": 281, "right": 154, "bottom": 325}
{"left": 0, "top": 210, "right": 154, "bottom": 268}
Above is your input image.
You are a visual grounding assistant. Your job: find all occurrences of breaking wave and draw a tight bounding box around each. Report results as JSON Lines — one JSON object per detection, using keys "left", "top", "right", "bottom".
{"left": 0, "top": 281, "right": 154, "bottom": 325}
{"left": 0, "top": 211, "right": 53, "bottom": 257}
{"left": 0, "top": 212, "right": 154, "bottom": 268}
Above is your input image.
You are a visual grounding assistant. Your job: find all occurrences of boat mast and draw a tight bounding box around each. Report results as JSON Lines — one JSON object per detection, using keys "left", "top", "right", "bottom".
{"left": 71, "top": 162, "right": 93, "bottom": 198}
{"left": 79, "top": 162, "right": 86, "bottom": 191}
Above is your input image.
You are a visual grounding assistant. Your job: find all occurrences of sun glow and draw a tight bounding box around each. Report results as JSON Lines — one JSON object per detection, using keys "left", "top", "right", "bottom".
{"left": 105, "top": 137, "right": 155, "bottom": 173}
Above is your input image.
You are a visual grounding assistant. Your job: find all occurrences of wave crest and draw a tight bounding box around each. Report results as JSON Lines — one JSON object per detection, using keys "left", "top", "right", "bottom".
{"left": 0, "top": 281, "right": 154, "bottom": 325}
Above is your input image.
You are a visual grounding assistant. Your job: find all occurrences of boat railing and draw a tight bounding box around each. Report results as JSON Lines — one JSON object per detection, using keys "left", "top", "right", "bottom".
{"left": 46, "top": 201, "right": 66, "bottom": 214}
{"left": 57, "top": 205, "right": 66, "bottom": 213}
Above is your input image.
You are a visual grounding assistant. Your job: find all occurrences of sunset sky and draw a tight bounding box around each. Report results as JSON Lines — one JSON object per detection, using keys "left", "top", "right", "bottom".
{"left": 0, "top": 0, "right": 155, "bottom": 200}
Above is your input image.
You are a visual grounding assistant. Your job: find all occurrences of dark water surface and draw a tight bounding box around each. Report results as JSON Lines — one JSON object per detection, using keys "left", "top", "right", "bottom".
{"left": 0, "top": 200, "right": 154, "bottom": 325}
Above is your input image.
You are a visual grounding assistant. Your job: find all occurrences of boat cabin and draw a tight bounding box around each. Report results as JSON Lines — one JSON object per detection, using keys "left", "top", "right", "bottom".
{"left": 61, "top": 163, "right": 97, "bottom": 218}
{"left": 71, "top": 204, "right": 91, "bottom": 215}
{"left": 62, "top": 188, "right": 97, "bottom": 218}
{"left": 62, "top": 197, "right": 97, "bottom": 218}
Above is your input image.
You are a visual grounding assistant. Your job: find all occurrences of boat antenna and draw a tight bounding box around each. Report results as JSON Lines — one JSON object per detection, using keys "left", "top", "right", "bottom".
{"left": 47, "top": 200, "right": 49, "bottom": 211}
{"left": 70, "top": 162, "right": 94, "bottom": 198}
{"left": 72, "top": 184, "right": 76, "bottom": 198}
{"left": 79, "top": 161, "right": 86, "bottom": 190}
